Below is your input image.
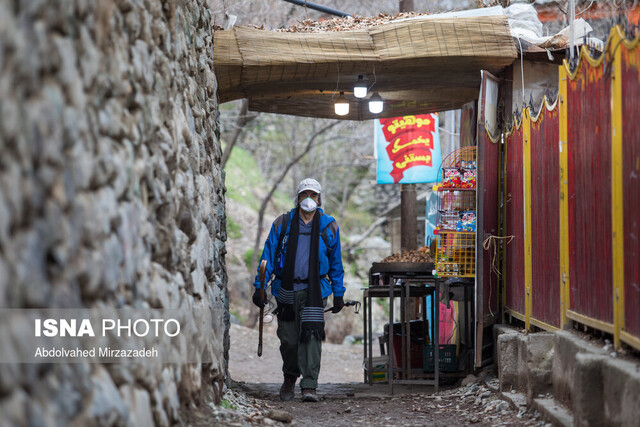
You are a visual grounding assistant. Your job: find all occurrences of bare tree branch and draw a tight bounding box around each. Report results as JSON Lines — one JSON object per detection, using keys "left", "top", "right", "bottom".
{"left": 221, "top": 99, "right": 258, "bottom": 169}
{"left": 342, "top": 216, "right": 387, "bottom": 255}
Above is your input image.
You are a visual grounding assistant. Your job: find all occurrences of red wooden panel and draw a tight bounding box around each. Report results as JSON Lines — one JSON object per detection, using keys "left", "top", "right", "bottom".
{"left": 622, "top": 45, "right": 640, "bottom": 340}
{"left": 530, "top": 106, "right": 561, "bottom": 327}
{"left": 481, "top": 132, "right": 500, "bottom": 319}
{"left": 505, "top": 122, "right": 525, "bottom": 315}
{"left": 567, "top": 64, "right": 613, "bottom": 324}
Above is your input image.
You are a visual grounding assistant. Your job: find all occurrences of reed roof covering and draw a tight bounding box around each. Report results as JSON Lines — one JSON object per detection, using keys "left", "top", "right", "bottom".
{"left": 213, "top": 15, "right": 517, "bottom": 120}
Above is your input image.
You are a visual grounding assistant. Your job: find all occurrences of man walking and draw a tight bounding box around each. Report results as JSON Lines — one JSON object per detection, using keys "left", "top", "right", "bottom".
{"left": 252, "top": 178, "right": 345, "bottom": 402}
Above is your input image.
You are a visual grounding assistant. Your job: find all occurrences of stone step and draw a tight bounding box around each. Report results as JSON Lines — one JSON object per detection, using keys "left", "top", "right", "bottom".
{"left": 533, "top": 397, "right": 574, "bottom": 427}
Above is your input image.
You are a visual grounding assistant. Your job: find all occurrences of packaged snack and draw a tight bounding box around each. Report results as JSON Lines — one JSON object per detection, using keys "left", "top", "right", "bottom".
{"left": 460, "top": 211, "right": 476, "bottom": 232}
{"left": 461, "top": 168, "right": 477, "bottom": 188}
{"left": 443, "top": 168, "right": 462, "bottom": 188}
{"left": 440, "top": 211, "right": 460, "bottom": 230}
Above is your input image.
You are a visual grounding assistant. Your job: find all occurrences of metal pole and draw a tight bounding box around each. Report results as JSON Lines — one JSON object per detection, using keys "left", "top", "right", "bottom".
{"left": 389, "top": 281, "right": 395, "bottom": 394}
{"left": 364, "top": 290, "right": 369, "bottom": 384}
{"left": 569, "top": 0, "right": 575, "bottom": 62}
{"left": 401, "top": 280, "right": 406, "bottom": 380}
{"left": 434, "top": 279, "right": 440, "bottom": 392}
{"left": 281, "top": 0, "right": 351, "bottom": 17}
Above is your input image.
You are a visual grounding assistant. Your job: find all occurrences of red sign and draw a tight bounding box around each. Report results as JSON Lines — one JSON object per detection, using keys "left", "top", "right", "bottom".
{"left": 379, "top": 115, "right": 436, "bottom": 183}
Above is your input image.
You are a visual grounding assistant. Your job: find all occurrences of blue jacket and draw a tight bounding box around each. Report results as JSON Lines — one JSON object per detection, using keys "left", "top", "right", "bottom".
{"left": 253, "top": 208, "right": 345, "bottom": 299}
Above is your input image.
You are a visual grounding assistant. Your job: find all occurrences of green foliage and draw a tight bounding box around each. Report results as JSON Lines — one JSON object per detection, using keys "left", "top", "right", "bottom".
{"left": 377, "top": 298, "right": 389, "bottom": 313}
{"left": 348, "top": 261, "right": 359, "bottom": 278}
{"left": 243, "top": 248, "right": 254, "bottom": 271}
{"left": 225, "top": 146, "right": 264, "bottom": 210}
{"left": 224, "top": 144, "right": 291, "bottom": 212}
{"left": 219, "top": 399, "right": 237, "bottom": 410}
{"left": 230, "top": 309, "right": 245, "bottom": 324}
{"left": 351, "top": 336, "right": 363, "bottom": 345}
{"left": 341, "top": 207, "right": 374, "bottom": 234}
{"left": 226, "top": 217, "right": 242, "bottom": 240}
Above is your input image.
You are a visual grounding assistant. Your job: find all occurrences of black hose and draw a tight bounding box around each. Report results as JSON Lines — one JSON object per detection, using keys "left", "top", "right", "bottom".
{"left": 281, "top": 0, "right": 351, "bottom": 18}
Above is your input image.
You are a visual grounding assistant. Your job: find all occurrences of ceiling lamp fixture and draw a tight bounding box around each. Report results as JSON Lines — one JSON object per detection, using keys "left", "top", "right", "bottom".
{"left": 368, "top": 92, "right": 384, "bottom": 114}
{"left": 334, "top": 92, "right": 349, "bottom": 116}
{"left": 353, "top": 75, "right": 368, "bottom": 99}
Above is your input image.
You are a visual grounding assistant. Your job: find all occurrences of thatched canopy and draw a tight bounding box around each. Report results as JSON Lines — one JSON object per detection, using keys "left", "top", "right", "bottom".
{"left": 213, "top": 15, "right": 517, "bottom": 120}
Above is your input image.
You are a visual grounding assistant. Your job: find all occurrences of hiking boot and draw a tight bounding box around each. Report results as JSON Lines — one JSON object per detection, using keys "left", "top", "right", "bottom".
{"left": 301, "top": 388, "right": 319, "bottom": 402}
{"left": 279, "top": 375, "right": 296, "bottom": 401}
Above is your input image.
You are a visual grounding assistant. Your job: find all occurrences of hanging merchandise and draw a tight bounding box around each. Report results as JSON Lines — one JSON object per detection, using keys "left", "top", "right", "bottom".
{"left": 443, "top": 168, "right": 462, "bottom": 188}
{"left": 434, "top": 146, "right": 477, "bottom": 278}
{"left": 456, "top": 211, "right": 477, "bottom": 232}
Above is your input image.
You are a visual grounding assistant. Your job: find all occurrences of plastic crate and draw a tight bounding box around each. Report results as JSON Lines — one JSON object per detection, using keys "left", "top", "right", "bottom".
{"left": 364, "top": 356, "right": 388, "bottom": 383}
{"left": 423, "top": 344, "right": 457, "bottom": 372}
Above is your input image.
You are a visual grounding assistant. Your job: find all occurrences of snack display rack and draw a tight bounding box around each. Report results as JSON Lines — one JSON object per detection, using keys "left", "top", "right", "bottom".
{"left": 434, "top": 147, "right": 477, "bottom": 278}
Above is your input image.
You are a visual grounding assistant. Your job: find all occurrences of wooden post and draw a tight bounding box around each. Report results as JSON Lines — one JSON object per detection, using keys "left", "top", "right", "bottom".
{"left": 523, "top": 108, "right": 533, "bottom": 331}
{"left": 400, "top": 184, "right": 417, "bottom": 252}
{"left": 559, "top": 64, "right": 570, "bottom": 329}
{"left": 399, "top": 0, "right": 414, "bottom": 12}
{"left": 610, "top": 29, "right": 624, "bottom": 350}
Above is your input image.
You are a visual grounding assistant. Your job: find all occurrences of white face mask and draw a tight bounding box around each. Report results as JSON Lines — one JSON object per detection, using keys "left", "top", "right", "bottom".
{"left": 300, "top": 197, "right": 317, "bottom": 213}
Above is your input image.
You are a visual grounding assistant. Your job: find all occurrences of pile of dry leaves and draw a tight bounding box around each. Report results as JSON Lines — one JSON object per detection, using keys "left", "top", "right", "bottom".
{"left": 276, "top": 12, "right": 429, "bottom": 33}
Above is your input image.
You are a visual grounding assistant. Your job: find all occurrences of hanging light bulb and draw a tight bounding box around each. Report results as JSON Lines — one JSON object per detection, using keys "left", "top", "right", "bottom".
{"left": 353, "top": 75, "right": 367, "bottom": 99}
{"left": 334, "top": 92, "right": 349, "bottom": 116}
{"left": 368, "top": 92, "right": 384, "bottom": 114}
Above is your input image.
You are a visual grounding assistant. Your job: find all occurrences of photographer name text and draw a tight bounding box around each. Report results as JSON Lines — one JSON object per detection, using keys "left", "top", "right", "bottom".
{"left": 34, "top": 346, "right": 158, "bottom": 358}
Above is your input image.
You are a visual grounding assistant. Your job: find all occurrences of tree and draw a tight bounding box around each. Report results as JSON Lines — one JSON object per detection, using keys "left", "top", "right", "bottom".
{"left": 221, "top": 99, "right": 258, "bottom": 169}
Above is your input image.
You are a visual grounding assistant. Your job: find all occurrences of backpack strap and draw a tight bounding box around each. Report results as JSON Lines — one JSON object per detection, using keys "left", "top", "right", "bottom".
{"left": 275, "top": 212, "right": 289, "bottom": 255}
{"left": 273, "top": 212, "right": 336, "bottom": 280}
{"left": 276, "top": 211, "right": 332, "bottom": 253}
{"left": 321, "top": 220, "right": 338, "bottom": 256}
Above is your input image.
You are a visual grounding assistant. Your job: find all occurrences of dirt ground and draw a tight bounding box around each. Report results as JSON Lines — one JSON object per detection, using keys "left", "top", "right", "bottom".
{"left": 228, "top": 321, "right": 364, "bottom": 384}
{"left": 181, "top": 324, "right": 547, "bottom": 426}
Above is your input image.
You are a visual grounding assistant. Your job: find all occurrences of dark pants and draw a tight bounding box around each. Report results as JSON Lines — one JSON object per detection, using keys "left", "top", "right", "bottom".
{"left": 277, "top": 289, "right": 327, "bottom": 389}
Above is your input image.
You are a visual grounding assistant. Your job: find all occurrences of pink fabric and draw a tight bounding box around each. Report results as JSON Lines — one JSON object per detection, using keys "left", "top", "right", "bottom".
{"left": 439, "top": 302, "right": 456, "bottom": 345}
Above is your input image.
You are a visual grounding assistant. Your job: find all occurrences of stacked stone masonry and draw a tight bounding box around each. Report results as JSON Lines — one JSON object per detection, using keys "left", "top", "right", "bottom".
{"left": 0, "top": 0, "right": 227, "bottom": 425}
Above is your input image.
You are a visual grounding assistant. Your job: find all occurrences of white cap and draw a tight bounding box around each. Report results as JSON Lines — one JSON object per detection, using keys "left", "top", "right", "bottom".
{"left": 297, "top": 178, "right": 322, "bottom": 195}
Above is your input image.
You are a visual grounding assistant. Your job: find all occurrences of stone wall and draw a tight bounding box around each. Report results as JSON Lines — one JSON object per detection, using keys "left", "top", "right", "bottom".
{"left": 0, "top": 0, "right": 227, "bottom": 425}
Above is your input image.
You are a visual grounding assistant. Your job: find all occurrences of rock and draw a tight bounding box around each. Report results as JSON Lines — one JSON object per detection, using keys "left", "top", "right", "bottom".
{"left": 79, "top": 26, "right": 99, "bottom": 88}
{"left": 161, "top": 368, "right": 181, "bottom": 421}
{"left": 0, "top": 258, "right": 9, "bottom": 308}
{"left": 120, "top": 385, "right": 154, "bottom": 427}
{"left": 461, "top": 374, "right": 478, "bottom": 387}
{"left": 0, "top": 388, "right": 29, "bottom": 426}
{"left": 53, "top": 35, "right": 85, "bottom": 107}
{"left": 151, "top": 389, "right": 170, "bottom": 427}
{"left": 0, "top": 328, "right": 19, "bottom": 393}
{"left": 496, "top": 401, "right": 510, "bottom": 411}
{"left": 72, "top": 366, "right": 128, "bottom": 426}
{"left": 12, "top": 228, "right": 51, "bottom": 307}
{"left": 267, "top": 409, "right": 293, "bottom": 423}
{"left": 100, "top": 234, "right": 124, "bottom": 292}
